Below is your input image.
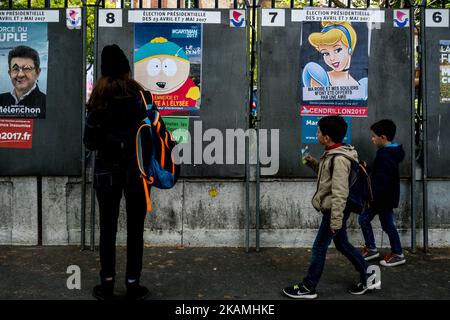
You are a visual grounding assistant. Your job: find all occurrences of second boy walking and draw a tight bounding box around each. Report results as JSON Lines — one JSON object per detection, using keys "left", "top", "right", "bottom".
{"left": 359, "top": 119, "right": 406, "bottom": 267}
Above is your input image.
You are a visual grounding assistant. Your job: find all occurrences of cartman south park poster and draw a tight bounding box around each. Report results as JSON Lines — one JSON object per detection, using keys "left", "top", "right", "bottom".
{"left": 134, "top": 23, "right": 202, "bottom": 117}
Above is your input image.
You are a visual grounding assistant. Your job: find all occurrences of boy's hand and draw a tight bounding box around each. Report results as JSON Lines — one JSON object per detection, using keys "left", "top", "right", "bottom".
{"left": 330, "top": 227, "right": 339, "bottom": 234}
{"left": 302, "top": 155, "right": 315, "bottom": 164}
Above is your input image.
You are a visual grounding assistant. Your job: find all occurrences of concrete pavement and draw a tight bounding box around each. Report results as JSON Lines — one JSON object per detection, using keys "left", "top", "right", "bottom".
{"left": 1, "top": 246, "right": 449, "bottom": 300}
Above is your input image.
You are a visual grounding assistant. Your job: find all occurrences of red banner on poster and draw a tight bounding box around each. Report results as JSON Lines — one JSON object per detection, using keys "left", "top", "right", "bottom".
{"left": 0, "top": 118, "right": 33, "bottom": 149}
{"left": 300, "top": 105, "right": 368, "bottom": 117}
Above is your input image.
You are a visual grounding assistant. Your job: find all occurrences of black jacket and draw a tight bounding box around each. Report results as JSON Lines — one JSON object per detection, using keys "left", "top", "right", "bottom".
{"left": 370, "top": 144, "right": 405, "bottom": 210}
{"left": 0, "top": 86, "right": 46, "bottom": 117}
{"left": 83, "top": 95, "right": 149, "bottom": 172}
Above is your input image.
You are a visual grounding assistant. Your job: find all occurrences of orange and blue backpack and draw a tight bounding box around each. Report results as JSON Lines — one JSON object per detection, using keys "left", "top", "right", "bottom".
{"left": 136, "top": 90, "right": 180, "bottom": 212}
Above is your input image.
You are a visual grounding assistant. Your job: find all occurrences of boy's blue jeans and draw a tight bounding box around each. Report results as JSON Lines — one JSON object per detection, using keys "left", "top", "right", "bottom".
{"left": 358, "top": 207, "right": 403, "bottom": 255}
{"left": 303, "top": 211, "right": 368, "bottom": 290}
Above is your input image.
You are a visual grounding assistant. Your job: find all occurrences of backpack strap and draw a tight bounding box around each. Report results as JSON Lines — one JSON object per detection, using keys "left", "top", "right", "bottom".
{"left": 329, "top": 153, "right": 355, "bottom": 177}
{"left": 329, "top": 153, "right": 369, "bottom": 178}
{"left": 139, "top": 90, "right": 167, "bottom": 168}
{"left": 136, "top": 122, "right": 153, "bottom": 213}
{"left": 136, "top": 90, "right": 159, "bottom": 213}
{"left": 329, "top": 153, "right": 373, "bottom": 209}
{"left": 139, "top": 90, "right": 159, "bottom": 126}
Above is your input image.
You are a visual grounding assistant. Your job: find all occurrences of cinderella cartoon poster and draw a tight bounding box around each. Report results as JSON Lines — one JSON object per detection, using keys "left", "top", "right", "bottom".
{"left": 299, "top": 20, "right": 369, "bottom": 117}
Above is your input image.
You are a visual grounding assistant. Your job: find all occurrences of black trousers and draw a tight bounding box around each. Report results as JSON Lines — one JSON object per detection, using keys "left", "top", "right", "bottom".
{"left": 94, "top": 167, "right": 147, "bottom": 281}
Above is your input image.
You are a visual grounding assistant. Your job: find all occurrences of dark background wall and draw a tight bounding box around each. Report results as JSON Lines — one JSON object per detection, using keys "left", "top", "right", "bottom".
{"left": 97, "top": 9, "right": 249, "bottom": 178}
{"left": 260, "top": 9, "right": 412, "bottom": 178}
{"left": 0, "top": 10, "right": 83, "bottom": 176}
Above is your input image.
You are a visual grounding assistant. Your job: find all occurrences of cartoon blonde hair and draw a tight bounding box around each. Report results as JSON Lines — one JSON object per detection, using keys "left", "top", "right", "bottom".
{"left": 308, "top": 22, "right": 357, "bottom": 54}
{"left": 151, "top": 37, "right": 168, "bottom": 44}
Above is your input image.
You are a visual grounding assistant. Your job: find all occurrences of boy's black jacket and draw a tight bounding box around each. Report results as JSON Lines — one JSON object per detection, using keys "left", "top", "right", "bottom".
{"left": 370, "top": 144, "right": 405, "bottom": 210}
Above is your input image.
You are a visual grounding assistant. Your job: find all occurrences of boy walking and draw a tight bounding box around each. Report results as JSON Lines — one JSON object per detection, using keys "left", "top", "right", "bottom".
{"left": 359, "top": 119, "right": 406, "bottom": 267}
{"left": 283, "top": 116, "right": 380, "bottom": 299}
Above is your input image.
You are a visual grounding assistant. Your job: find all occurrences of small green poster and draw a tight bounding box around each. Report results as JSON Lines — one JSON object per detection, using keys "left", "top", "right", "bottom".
{"left": 162, "top": 117, "right": 189, "bottom": 144}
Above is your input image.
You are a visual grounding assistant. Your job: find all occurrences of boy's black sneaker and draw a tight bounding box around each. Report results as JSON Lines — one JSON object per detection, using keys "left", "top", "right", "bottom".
{"left": 282, "top": 283, "right": 317, "bottom": 299}
{"left": 349, "top": 282, "right": 368, "bottom": 295}
{"left": 361, "top": 246, "right": 380, "bottom": 261}
{"left": 380, "top": 253, "right": 406, "bottom": 267}
{"left": 349, "top": 279, "right": 381, "bottom": 295}
{"left": 126, "top": 282, "right": 150, "bottom": 300}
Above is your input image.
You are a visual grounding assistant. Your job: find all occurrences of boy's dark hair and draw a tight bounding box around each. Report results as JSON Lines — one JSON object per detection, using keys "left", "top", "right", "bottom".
{"left": 370, "top": 119, "right": 396, "bottom": 141}
{"left": 8, "top": 45, "right": 40, "bottom": 70}
{"left": 318, "top": 116, "right": 347, "bottom": 143}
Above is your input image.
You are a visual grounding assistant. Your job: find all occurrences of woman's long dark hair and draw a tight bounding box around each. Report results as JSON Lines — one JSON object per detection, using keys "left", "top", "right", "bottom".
{"left": 87, "top": 72, "right": 145, "bottom": 112}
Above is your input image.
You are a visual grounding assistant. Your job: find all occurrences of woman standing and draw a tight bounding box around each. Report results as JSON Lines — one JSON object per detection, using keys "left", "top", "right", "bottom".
{"left": 84, "top": 44, "right": 150, "bottom": 300}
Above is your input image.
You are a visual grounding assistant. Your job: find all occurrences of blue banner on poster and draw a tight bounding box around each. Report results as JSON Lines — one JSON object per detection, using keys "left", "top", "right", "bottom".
{"left": 301, "top": 116, "right": 351, "bottom": 144}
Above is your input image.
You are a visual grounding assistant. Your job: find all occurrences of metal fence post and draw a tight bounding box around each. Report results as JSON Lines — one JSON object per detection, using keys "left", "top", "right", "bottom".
{"left": 420, "top": 0, "right": 429, "bottom": 253}
{"left": 407, "top": 0, "right": 417, "bottom": 253}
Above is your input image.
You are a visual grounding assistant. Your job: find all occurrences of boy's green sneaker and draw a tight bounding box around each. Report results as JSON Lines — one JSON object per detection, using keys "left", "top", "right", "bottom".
{"left": 282, "top": 283, "right": 317, "bottom": 299}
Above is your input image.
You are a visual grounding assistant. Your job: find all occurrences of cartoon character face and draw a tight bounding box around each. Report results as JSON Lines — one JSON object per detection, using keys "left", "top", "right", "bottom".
{"left": 8, "top": 57, "right": 40, "bottom": 95}
{"left": 318, "top": 40, "right": 351, "bottom": 72}
{"left": 135, "top": 56, "right": 190, "bottom": 94}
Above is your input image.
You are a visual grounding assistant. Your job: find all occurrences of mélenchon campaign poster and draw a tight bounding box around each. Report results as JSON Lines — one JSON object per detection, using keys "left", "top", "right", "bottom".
{"left": 0, "top": 22, "right": 48, "bottom": 149}
{"left": 134, "top": 23, "right": 202, "bottom": 117}
{"left": 0, "top": 23, "right": 48, "bottom": 119}
{"left": 296, "top": 9, "right": 383, "bottom": 118}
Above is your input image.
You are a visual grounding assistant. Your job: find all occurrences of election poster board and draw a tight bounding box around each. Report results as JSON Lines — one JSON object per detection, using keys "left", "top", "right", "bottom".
{"left": 0, "top": 22, "right": 48, "bottom": 119}
{"left": 134, "top": 22, "right": 202, "bottom": 117}
{"left": 0, "top": 9, "right": 83, "bottom": 177}
{"left": 294, "top": 8, "right": 385, "bottom": 117}
{"left": 0, "top": 12, "right": 54, "bottom": 150}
